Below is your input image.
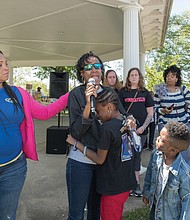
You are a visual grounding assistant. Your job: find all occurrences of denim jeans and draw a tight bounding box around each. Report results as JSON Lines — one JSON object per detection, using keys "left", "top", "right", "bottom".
{"left": 150, "top": 204, "right": 155, "bottom": 220}
{"left": 66, "top": 158, "right": 101, "bottom": 220}
{"left": 157, "top": 123, "right": 164, "bottom": 133}
{"left": 0, "top": 153, "right": 27, "bottom": 220}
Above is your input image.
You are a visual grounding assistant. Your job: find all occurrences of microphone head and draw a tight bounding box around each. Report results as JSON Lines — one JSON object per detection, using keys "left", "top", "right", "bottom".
{"left": 88, "top": 78, "right": 95, "bottom": 85}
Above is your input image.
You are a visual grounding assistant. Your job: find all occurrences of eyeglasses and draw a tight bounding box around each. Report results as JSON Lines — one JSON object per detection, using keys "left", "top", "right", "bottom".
{"left": 83, "top": 63, "right": 102, "bottom": 71}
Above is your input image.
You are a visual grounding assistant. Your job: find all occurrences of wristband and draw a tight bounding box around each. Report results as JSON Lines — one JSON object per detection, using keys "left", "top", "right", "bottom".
{"left": 83, "top": 146, "right": 87, "bottom": 157}
{"left": 73, "top": 141, "right": 78, "bottom": 151}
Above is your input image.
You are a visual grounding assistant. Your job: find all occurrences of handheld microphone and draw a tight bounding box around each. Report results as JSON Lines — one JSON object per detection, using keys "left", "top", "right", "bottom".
{"left": 88, "top": 78, "right": 96, "bottom": 113}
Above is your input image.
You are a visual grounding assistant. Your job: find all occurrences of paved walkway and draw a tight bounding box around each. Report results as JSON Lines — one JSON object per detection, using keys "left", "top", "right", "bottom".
{"left": 17, "top": 115, "right": 152, "bottom": 220}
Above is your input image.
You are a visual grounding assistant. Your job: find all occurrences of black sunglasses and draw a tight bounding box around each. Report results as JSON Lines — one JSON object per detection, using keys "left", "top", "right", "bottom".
{"left": 83, "top": 63, "right": 102, "bottom": 71}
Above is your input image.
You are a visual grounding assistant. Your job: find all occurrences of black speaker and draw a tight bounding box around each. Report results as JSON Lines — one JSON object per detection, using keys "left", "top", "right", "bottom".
{"left": 46, "top": 126, "right": 70, "bottom": 154}
{"left": 49, "top": 72, "right": 69, "bottom": 98}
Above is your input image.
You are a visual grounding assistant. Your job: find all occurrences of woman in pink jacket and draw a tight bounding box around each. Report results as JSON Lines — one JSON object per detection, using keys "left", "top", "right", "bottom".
{"left": 0, "top": 51, "right": 69, "bottom": 220}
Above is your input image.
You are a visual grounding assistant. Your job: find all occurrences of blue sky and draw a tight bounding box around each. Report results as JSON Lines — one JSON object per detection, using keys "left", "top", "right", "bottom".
{"left": 171, "top": 0, "right": 190, "bottom": 14}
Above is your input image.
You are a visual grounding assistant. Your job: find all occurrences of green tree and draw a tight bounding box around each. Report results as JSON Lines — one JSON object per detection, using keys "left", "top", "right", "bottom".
{"left": 145, "top": 11, "right": 190, "bottom": 91}
{"left": 32, "top": 66, "right": 77, "bottom": 81}
{"left": 13, "top": 67, "right": 49, "bottom": 96}
{"left": 145, "top": 67, "right": 163, "bottom": 92}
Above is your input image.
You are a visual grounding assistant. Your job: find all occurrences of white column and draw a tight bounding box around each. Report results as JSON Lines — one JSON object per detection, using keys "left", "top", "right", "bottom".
{"left": 139, "top": 52, "right": 145, "bottom": 76}
{"left": 120, "top": 4, "right": 141, "bottom": 80}
{"left": 8, "top": 65, "right": 14, "bottom": 85}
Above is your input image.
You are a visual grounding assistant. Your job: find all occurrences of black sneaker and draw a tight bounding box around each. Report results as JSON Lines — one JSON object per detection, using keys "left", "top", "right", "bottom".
{"left": 149, "top": 144, "right": 154, "bottom": 151}
{"left": 133, "top": 183, "right": 142, "bottom": 197}
{"left": 143, "top": 144, "right": 148, "bottom": 150}
{"left": 129, "top": 190, "right": 133, "bottom": 196}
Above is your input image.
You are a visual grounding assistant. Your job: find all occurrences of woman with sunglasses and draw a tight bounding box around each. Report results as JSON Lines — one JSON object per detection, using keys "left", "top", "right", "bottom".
{"left": 66, "top": 52, "right": 135, "bottom": 220}
{"left": 66, "top": 87, "right": 137, "bottom": 220}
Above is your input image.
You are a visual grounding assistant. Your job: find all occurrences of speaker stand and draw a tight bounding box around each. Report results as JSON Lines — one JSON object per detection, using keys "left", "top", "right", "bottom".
{"left": 58, "top": 112, "right": 61, "bottom": 127}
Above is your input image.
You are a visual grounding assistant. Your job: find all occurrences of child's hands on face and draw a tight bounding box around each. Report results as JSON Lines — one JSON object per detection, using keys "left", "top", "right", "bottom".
{"left": 66, "top": 134, "right": 76, "bottom": 145}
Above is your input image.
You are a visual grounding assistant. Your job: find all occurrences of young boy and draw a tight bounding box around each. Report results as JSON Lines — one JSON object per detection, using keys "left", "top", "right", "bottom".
{"left": 142, "top": 121, "right": 190, "bottom": 220}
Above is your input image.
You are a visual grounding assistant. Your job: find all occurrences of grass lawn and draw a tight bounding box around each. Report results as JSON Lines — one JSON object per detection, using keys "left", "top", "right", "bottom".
{"left": 123, "top": 207, "right": 150, "bottom": 220}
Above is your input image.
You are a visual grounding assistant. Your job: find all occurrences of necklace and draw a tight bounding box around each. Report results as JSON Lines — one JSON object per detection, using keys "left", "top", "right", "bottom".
{"left": 167, "top": 86, "right": 178, "bottom": 93}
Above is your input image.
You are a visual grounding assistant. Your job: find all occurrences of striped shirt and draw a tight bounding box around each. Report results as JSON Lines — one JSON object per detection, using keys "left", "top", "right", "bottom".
{"left": 154, "top": 85, "right": 190, "bottom": 125}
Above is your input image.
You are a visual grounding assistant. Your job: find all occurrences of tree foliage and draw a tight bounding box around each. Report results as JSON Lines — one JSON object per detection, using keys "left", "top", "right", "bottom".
{"left": 13, "top": 67, "right": 49, "bottom": 95}
{"left": 145, "top": 11, "right": 190, "bottom": 91}
{"left": 32, "top": 66, "right": 77, "bottom": 81}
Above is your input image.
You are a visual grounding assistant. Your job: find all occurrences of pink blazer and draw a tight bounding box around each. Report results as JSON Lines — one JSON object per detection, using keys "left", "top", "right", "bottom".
{"left": 18, "top": 87, "right": 69, "bottom": 161}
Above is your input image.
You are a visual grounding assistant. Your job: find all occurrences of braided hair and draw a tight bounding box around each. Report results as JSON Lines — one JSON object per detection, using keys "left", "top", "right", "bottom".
{"left": 75, "top": 51, "right": 105, "bottom": 83}
{"left": 96, "top": 87, "right": 119, "bottom": 110}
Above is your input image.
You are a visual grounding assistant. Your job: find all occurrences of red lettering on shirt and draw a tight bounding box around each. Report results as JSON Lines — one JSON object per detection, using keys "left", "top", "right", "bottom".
{"left": 124, "top": 97, "right": 145, "bottom": 103}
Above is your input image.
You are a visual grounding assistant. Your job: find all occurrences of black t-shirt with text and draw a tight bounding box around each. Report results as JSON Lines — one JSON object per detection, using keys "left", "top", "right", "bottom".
{"left": 118, "top": 88, "right": 154, "bottom": 135}
{"left": 96, "top": 118, "right": 137, "bottom": 195}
